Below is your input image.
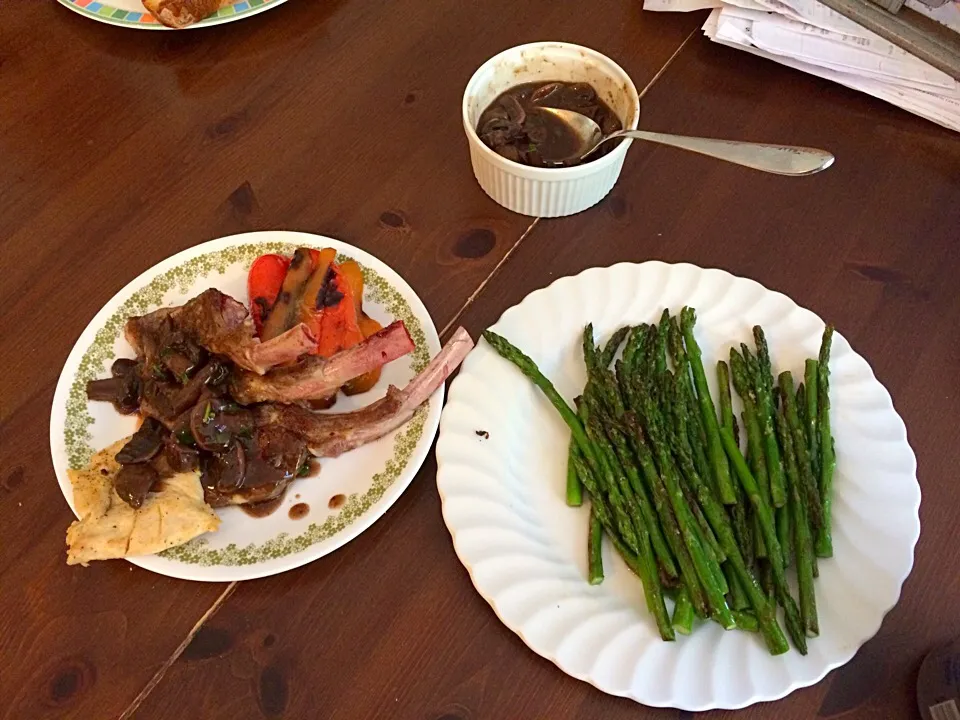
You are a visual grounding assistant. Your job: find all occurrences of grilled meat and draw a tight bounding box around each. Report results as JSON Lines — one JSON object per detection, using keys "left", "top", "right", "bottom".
{"left": 127, "top": 289, "right": 317, "bottom": 375}
{"left": 256, "top": 327, "right": 474, "bottom": 457}
{"left": 88, "top": 285, "right": 474, "bottom": 511}
{"left": 230, "top": 320, "right": 415, "bottom": 405}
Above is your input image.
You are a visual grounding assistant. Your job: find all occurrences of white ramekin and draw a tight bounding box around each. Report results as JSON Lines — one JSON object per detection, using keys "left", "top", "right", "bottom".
{"left": 462, "top": 42, "right": 640, "bottom": 218}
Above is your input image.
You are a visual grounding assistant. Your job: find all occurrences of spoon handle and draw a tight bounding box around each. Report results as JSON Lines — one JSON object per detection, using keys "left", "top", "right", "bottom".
{"left": 614, "top": 130, "right": 834, "bottom": 176}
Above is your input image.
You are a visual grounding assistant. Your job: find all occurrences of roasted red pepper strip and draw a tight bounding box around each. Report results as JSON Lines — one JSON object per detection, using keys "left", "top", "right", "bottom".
{"left": 299, "top": 249, "right": 338, "bottom": 338}
{"left": 247, "top": 254, "right": 289, "bottom": 337}
{"left": 249, "top": 249, "right": 383, "bottom": 395}
{"left": 313, "top": 263, "right": 365, "bottom": 359}
{"left": 339, "top": 260, "right": 365, "bottom": 318}
{"left": 338, "top": 258, "right": 382, "bottom": 394}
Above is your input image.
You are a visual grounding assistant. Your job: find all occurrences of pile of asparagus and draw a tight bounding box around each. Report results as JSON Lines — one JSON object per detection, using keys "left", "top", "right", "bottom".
{"left": 483, "top": 308, "right": 836, "bottom": 655}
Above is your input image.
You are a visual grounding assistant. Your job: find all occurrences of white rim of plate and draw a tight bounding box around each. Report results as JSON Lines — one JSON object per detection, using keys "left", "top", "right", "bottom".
{"left": 435, "top": 261, "right": 920, "bottom": 710}
{"left": 50, "top": 231, "right": 442, "bottom": 582}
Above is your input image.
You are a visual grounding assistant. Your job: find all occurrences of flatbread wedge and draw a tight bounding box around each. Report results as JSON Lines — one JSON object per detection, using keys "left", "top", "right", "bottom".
{"left": 141, "top": 0, "right": 232, "bottom": 29}
{"left": 65, "top": 437, "right": 220, "bottom": 566}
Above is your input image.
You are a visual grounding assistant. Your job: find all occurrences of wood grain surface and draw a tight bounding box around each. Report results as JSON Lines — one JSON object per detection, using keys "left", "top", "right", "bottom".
{"left": 1, "top": 0, "right": 956, "bottom": 717}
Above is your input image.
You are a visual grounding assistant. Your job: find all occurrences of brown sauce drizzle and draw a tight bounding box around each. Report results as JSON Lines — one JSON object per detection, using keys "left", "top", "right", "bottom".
{"left": 288, "top": 503, "right": 310, "bottom": 520}
{"left": 328, "top": 494, "right": 346, "bottom": 510}
{"left": 240, "top": 491, "right": 286, "bottom": 518}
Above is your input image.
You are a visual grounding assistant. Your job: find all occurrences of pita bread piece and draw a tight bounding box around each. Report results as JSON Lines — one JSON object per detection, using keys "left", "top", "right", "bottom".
{"left": 65, "top": 438, "right": 220, "bottom": 566}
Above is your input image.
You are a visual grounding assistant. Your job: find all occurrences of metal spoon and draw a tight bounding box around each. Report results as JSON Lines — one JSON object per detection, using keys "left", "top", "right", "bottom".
{"left": 538, "top": 107, "right": 835, "bottom": 176}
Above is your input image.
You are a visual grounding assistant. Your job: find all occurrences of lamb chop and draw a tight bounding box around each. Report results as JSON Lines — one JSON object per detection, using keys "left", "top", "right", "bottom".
{"left": 189, "top": 400, "right": 309, "bottom": 507}
{"left": 174, "top": 328, "right": 471, "bottom": 507}
{"left": 127, "top": 289, "right": 317, "bottom": 375}
{"left": 256, "top": 327, "right": 474, "bottom": 457}
{"left": 230, "top": 320, "right": 416, "bottom": 405}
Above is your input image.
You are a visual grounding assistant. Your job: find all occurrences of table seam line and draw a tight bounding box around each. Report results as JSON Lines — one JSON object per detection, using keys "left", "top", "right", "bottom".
{"left": 638, "top": 25, "right": 701, "bottom": 100}
{"left": 439, "top": 217, "right": 540, "bottom": 339}
{"left": 117, "top": 581, "right": 238, "bottom": 720}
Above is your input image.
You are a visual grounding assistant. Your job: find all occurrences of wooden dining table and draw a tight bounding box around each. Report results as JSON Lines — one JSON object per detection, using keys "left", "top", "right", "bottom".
{"left": 2, "top": 0, "right": 959, "bottom": 718}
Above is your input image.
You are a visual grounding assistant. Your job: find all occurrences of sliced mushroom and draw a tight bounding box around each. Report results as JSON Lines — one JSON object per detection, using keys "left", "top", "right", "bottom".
{"left": 114, "top": 463, "right": 160, "bottom": 509}
{"left": 190, "top": 398, "right": 254, "bottom": 453}
{"left": 115, "top": 418, "right": 165, "bottom": 465}
{"left": 526, "top": 120, "right": 548, "bottom": 145}
{"left": 599, "top": 111, "right": 623, "bottom": 136}
{"left": 501, "top": 95, "right": 526, "bottom": 126}
{"left": 159, "top": 332, "right": 207, "bottom": 381}
{"left": 567, "top": 83, "right": 597, "bottom": 104}
{"left": 168, "top": 363, "right": 219, "bottom": 416}
{"left": 163, "top": 435, "right": 200, "bottom": 473}
{"left": 203, "top": 428, "right": 307, "bottom": 507}
{"left": 115, "top": 371, "right": 141, "bottom": 414}
{"left": 142, "top": 363, "right": 221, "bottom": 425}
{"left": 86, "top": 377, "right": 124, "bottom": 403}
{"left": 111, "top": 358, "right": 138, "bottom": 377}
{"left": 87, "top": 359, "right": 141, "bottom": 414}
{"left": 202, "top": 441, "right": 247, "bottom": 494}
{"left": 530, "top": 82, "right": 562, "bottom": 105}
{"left": 480, "top": 116, "right": 513, "bottom": 136}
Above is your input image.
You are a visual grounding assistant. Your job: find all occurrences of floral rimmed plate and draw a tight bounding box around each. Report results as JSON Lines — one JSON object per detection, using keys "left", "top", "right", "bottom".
{"left": 51, "top": 231, "right": 441, "bottom": 582}
{"left": 56, "top": 0, "right": 288, "bottom": 29}
{"left": 435, "top": 261, "right": 920, "bottom": 710}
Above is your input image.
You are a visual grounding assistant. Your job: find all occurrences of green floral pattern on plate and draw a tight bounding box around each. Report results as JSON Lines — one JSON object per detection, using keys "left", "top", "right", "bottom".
{"left": 63, "top": 242, "right": 430, "bottom": 566}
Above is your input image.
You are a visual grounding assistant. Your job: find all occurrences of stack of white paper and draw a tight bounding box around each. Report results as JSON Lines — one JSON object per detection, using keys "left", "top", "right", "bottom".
{"left": 646, "top": 0, "right": 960, "bottom": 132}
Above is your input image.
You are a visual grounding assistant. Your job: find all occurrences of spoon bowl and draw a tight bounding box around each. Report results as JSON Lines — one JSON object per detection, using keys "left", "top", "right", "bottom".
{"left": 538, "top": 107, "right": 835, "bottom": 176}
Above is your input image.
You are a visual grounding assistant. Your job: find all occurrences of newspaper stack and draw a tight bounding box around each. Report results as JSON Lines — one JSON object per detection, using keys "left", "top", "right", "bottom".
{"left": 645, "top": 0, "right": 960, "bottom": 132}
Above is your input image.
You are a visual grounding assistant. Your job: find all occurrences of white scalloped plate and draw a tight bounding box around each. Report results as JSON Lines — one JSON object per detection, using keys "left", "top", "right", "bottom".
{"left": 435, "top": 262, "right": 920, "bottom": 710}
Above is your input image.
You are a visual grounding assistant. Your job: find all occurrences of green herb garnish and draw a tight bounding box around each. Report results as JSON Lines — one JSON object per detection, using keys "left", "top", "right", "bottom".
{"left": 202, "top": 402, "right": 214, "bottom": 424}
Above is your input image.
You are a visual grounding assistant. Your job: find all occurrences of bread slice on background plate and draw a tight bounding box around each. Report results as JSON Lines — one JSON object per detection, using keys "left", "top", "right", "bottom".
{"left": 141, "top": 0, "right": 233, "bottom": 28}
